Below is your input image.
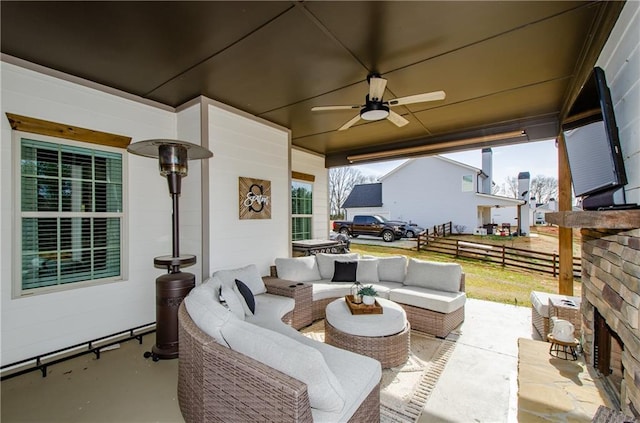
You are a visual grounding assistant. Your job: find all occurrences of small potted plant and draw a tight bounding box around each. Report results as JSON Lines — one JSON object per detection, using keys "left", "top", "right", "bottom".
{"left": 358, "top": 285, "right": 378, "bottom": 305}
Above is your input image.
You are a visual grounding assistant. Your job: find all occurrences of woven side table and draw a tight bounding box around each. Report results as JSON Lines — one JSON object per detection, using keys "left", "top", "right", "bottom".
{"left": 548, "top": 296, "right": 581, "bottom": 340}
{"left": 263, "top": 277, "right": 312, "bottom": 329}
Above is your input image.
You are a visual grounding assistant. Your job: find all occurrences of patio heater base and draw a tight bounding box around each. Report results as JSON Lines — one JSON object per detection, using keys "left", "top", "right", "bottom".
{"left": 144, "top": 271, "right": 195, "bottom": 361}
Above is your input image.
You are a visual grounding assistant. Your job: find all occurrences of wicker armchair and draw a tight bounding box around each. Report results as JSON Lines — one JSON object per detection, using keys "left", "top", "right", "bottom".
{"left": 177, "top": 303, "right": 380, "bottom": 422}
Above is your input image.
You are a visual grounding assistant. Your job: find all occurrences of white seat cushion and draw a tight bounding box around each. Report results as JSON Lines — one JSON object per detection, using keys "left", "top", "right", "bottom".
{"left": 325, "top": 297, "right": 407, "bottom": 337}
{"left": 257, "top": 319, "right": 382, "bottom": 423}
{"left": 403, "top": 258, "right": 462, "bottom": 293}
{"left": 221, "top": 319, "right": 346, "bottom": 413}
{"left": 312, "top": 281, "right": 352, "bottom": 301}
{"left": 275, "top": 256, "right": 322, "bottom": 282}
{"left": 245, "top": 293, "right": 295, "bottom": 325}
{"left": 389, "top": 286, "right": 466, "bottom": 314}
{"left": 368, "top": 281, "right": 404, "bottom": 299}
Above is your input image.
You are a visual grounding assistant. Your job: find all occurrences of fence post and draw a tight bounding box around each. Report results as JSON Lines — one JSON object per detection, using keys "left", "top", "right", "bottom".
{"left": 501, "top": 246, "right": 506, "bottom": 267}
{"left": 456, "top": 240, "right": 459, "bottom": 257}
{"left": 553, "top": 253, "right": 557, "bottom": 277}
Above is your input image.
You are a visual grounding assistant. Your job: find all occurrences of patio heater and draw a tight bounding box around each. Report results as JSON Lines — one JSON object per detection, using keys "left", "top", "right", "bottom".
{"left": 127, "top": 139, "right": 213, "bottom": 361}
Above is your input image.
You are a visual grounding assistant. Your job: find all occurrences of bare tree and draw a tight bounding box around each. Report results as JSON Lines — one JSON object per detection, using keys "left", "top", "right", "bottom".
{"left": 529, "top": 174, "right": 558, "bottom": 205}
{"left": 329, "top": 167, "right": 375, "bottom": 219}
{"left": 491, "top": 181, "right": 502, "bottom": 195}
{"left": 502, "top": 176, "right": 519, "bottom": 198}
{"left": 500, "top": 174, "right": 557, "bottom": 204}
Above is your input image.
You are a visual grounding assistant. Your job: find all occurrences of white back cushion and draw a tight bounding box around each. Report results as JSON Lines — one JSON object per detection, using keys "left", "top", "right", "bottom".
{"left": 316, "top": 253, "right": 360, "bottom": 279}
{"left": 356, "top": 258, "right": 379, "bottom": 284}
{"left": 377, "top": 256, "right": 408, "bottom": 283}
{"left": 213, "top": 264, "right": 266, "bottom": 295}
{"left": 275, "top": 256, "right": 322, "bottom": 282}
{"left": 212, "top": 274, "right": 246, "bottom": 320}
{"left": 184, "top": 277, "right": 234, "bottom": 346}
{"left": 221, "top": 319, "right": 346, "bottom": 412}
{"left": 404, "top": 258, "right": 462, "bottom": 293}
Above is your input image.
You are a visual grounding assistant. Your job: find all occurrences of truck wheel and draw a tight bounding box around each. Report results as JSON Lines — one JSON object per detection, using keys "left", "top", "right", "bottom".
{"left": 339, "top": 227, "right": 350, "bottom": 237}
{"left": 382, "top": 230, "right": 395, "bottom": 242}
{"left": 405, "top": 230, "right": 415, "bottom": 238}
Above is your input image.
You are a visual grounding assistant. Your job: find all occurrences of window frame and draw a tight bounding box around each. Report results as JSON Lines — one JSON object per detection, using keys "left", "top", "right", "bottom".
{"left": 12, "top": 131, "right": 128, "bottom": 298}
{"left": 291, "top": 179, "right": 313, "bottom": 241}
{"left": 462, "top": 174, "right": 474, "bottom": 192}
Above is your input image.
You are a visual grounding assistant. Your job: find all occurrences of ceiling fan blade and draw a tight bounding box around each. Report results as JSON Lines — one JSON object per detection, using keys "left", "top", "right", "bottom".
{"left": 369, "top": 77, "right": 387, "bottom": 101}
{"left": 338, "top": 114, "right": 361, "bottom": 131}
{"left": 311, "top": 105, "right": 360, "bottom": 111}
{"left": 388, "top": 90, "right": 446, "bottom": 106}
{"left": 387, "top": 110, "right": 409, "bottom": 127}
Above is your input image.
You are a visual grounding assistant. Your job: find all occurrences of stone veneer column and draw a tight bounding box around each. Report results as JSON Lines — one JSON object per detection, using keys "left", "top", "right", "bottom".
{"left": 581, "top": 228, "right": 640, "bottom": 417}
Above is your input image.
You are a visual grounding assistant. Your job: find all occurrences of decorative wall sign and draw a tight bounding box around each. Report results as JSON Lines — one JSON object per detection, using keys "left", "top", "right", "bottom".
{"left": 239, "top": 177, "right": 271, "bottom": 219}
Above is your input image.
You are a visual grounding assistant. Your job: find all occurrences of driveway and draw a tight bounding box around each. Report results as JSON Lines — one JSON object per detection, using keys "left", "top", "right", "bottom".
{"left": 348, "top": 235, "right": 417, "bottom": 250}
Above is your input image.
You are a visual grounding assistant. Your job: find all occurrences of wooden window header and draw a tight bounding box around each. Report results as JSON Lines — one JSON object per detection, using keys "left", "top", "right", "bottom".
{"left": 292, "top": 171, "right": 315, "bottom": 182}
{"left": 6, "top": 113, "right": 131, "bottom": 149}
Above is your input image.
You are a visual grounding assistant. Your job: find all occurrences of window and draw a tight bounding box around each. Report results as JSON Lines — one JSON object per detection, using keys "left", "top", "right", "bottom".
{"left": 291, "top": 181, "right": 312, "bottom": 241}
{"left": 16, "top": 134, "right": 124, "bottom": 296}
{"left": 462, "top": 174, "right": 474, "bottom": 192}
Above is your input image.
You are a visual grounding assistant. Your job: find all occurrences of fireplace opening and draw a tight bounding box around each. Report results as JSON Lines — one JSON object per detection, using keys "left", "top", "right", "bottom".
{"left": 594, "top": 309, "right": 624, "bottom": 409}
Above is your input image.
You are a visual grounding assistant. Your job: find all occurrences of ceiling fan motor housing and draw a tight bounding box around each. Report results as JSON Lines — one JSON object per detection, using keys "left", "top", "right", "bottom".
{"left": 361, "top": 95, "right": 390, "bottom": 120}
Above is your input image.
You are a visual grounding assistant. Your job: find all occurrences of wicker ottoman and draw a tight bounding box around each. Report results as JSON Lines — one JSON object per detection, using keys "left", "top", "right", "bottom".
{"left": 324, "top": 297, "right": 410, "bottom": 368}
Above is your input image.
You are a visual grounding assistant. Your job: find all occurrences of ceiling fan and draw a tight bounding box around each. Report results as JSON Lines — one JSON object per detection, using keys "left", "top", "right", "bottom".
{"left": 311, "top": 73, "right": 446, "bottom": 131}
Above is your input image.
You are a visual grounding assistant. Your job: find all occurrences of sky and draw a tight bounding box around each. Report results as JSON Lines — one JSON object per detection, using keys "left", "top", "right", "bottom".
{"left": 353, "top": 138, "right": 559, "bottom": 189}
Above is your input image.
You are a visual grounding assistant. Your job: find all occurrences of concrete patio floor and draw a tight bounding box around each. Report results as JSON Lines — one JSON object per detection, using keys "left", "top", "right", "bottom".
{"left": 1, "top": 298, "right": 540, "bottom": 423}
{"left": 421, "top": 298, "right": 539, "bottom": 422}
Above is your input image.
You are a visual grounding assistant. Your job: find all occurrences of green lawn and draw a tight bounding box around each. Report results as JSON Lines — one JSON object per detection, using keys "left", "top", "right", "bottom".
{"left": 350, "top": 244, "right": 580, "bottom": 307}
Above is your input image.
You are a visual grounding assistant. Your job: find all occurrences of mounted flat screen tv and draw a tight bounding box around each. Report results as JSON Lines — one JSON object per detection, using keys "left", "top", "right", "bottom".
{"left": 562, "top": 67, "right": 630, "bottom": 209}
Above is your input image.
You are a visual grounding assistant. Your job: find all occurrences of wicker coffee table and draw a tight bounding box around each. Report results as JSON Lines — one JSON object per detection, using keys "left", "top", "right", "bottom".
{"left": 324, "top": 297, "right": 410, "bottom": 368}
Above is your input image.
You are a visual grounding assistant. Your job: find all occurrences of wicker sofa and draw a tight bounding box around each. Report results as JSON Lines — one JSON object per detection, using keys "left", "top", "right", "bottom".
{"left": 177, "top": 265, "right": 382, "bottom": 423}
{"left": 274, "top": 254, "right": 466, "bottom": 338}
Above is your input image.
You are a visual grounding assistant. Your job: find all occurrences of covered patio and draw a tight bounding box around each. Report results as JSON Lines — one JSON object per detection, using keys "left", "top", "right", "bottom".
{"left": 1, "top": 1, "right": 639, "bottom": 422}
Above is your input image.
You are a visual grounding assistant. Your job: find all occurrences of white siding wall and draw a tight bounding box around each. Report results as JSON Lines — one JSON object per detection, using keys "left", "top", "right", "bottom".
{"left": 597, "top": 1, "right": 640, "bottom": 205}
{"left": 344, "top": 208, "right": 389, "bottom": 221}
{"left": 176, "top": 103, "right": 205, "bottom": 282}
{"left": 206, "top": 101, "right": 290, "bottom": 275}
{"left": 0, "top": 62, "right": 179, "bottom": 364}
{"left": 291, "top": 148, "right": 330, "bottom": 240}
{"left": 381, "top": 158, "right": 479, "bottom": 231}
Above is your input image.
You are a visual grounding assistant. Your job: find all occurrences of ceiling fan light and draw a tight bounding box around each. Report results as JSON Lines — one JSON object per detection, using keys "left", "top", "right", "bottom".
{"left": 361, "top": 107, "right": 389, "bottom": 121}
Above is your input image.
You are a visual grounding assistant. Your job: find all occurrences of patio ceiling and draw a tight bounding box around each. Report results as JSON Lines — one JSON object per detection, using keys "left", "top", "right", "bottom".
{"left": 0, "top": 1, "right": 624, "bottom": 167}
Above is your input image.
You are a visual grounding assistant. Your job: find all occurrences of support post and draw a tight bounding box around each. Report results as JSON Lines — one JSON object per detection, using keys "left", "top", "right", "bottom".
{"left": 557, "top": 133, "right": 574, "bottom": 295}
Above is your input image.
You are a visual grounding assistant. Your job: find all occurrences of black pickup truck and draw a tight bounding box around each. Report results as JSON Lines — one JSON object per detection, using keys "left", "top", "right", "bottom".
{"left": 332, "top": 215, "right": 406, "bottom": 242}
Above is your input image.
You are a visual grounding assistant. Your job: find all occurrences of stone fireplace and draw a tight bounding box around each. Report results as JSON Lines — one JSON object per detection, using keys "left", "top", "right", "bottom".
{"left": 580, "top": 227, "right": 640, "bottom": 417}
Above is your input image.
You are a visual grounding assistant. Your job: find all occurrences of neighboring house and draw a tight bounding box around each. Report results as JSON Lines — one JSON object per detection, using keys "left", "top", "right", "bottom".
{"left": 340, "top": 183, "right": 387, "bottom": 218}
{"left": 533, "top": 200, "right": 557, "bottom": 225}
{"left": 342, "top": 152, "right": 524, "bottom": 234}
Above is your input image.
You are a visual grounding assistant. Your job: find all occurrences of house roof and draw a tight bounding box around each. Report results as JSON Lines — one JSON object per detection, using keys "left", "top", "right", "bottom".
{"left": 0, "top": 2, "right": 624, "bottom": 166}
{"left": 342, "top": 183, "right": 382, "bottom": 208}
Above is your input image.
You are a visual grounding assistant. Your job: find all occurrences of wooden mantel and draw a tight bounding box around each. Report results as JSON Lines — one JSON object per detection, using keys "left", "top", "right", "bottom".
{"left": 546, "top": 210, "right": 640, "bottom": 229}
